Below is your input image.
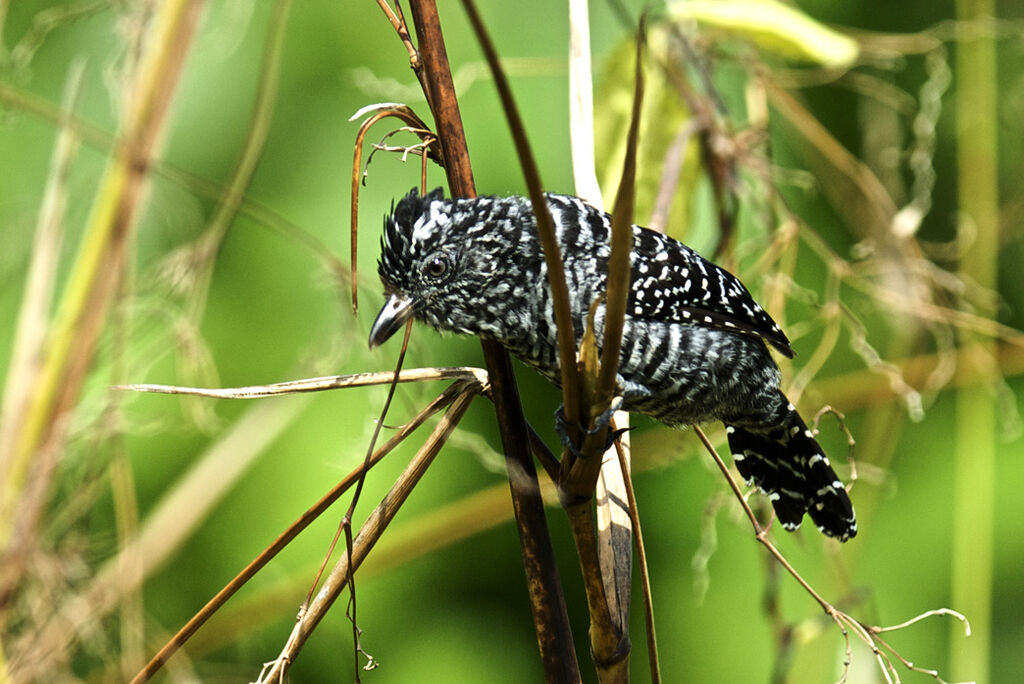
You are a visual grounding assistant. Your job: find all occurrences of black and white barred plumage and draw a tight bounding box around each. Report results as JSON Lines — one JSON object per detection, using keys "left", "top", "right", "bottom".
{"left": 370, "top": 187, "right": 857, "bottom": 541}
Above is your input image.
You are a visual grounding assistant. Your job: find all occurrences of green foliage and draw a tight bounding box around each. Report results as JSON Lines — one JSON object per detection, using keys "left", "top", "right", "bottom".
{"left": 668, "top": 0, "right": 859, "bottom": 68}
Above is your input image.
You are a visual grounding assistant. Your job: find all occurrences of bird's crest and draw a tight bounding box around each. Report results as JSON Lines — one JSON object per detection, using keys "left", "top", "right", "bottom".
{"left": 379, "top": 187, "right": 446, "bottom": 291}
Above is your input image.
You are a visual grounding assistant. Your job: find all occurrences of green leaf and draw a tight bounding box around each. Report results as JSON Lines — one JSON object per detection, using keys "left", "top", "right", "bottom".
{"left": 669, "top": 0, "right": 859, "bottom": 69}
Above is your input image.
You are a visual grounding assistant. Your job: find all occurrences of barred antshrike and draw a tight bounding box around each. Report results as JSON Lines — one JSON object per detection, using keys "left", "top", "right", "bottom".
{"left": 369, "top": 188, "right": 856, "bottom": 541}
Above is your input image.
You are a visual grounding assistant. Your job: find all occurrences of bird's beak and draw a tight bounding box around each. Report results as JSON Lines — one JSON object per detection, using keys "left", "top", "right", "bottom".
{"left": 368, "top": 294, "right": 415, "bottom": 348}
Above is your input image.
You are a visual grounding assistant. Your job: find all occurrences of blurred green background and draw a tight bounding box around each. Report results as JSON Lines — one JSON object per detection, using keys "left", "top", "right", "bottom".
{"left": 1, "top": 1, "right": 1022, "bottom": 682}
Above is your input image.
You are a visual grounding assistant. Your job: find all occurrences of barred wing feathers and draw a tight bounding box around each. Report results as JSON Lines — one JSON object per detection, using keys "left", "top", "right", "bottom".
{"left": 626, "top": 224, "right": 794, "bottom": 358}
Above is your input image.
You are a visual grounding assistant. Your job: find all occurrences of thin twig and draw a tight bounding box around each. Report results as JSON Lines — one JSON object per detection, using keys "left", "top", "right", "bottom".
{"left": 613, "top": 434, "right": 660, "bottom": 683}
{"left": 129, "top": 377, "right": 472, "bottom": 683}
{"left": 114, "top": 366, "right": 489, "bottom": 398}
{"left": 873, "top": 608, "right": 971, "bottom": 636}
{"left": 375, "top": 0, "right": 418, "bottom": 69}
{"left": 339, "top": 320, "right": 413, "bottom": 681}
{"left": 694, "top": 425, "right": 965, "bottom": 684}
{"left": 694, "top": 426, "right": 833, "bottom": 607}
{"left": 257, "top": 381, "right": 481, "bottom": 682}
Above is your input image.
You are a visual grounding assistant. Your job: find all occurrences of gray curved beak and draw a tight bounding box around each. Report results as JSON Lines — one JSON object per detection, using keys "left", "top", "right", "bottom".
{"left": 368, "top": 294, "right": 415, "bottom": 348}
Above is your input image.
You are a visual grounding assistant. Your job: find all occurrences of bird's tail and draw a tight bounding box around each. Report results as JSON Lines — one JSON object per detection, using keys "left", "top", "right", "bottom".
{"left": 724, "top": 399, "right": 857, "bottom": 541}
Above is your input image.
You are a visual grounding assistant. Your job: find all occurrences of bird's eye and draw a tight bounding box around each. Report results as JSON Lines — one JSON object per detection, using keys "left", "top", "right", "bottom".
{"left": 425, "top": 254, "right": 450, "bottom": 280}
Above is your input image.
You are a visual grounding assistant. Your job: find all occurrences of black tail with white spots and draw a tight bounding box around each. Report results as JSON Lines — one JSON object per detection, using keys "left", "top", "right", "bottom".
{"left": 725, "top": 398, "right": 857, "bottom": 541}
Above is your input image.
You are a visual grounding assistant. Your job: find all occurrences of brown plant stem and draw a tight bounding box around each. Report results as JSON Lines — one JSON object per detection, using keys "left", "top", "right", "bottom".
{"left": 561, "top": 18, "right": 647, "bottom": 683}
{"left": 567, "top": 4, "right": 642, "bottom": 676}
{"left": 403, "top": 2, "right": 580, "bottom": 680}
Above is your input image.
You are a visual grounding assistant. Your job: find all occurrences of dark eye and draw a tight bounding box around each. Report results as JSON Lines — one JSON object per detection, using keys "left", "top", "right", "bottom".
{"left": 424, "top": 253, "right": 450, "bottom": 280}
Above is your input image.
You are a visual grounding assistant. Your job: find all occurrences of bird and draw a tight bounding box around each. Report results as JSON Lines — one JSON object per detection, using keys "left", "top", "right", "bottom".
{"left": 369, "top": 187, "right": 857, "bottom": 541}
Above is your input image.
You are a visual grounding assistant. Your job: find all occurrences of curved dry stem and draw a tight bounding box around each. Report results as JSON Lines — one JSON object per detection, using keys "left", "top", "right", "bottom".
{"left": 811, "top": 406, "right": 859, "bottom": 491}
{"left": 874, "top": 608, "right": 971, "bottom": 636}
{"left": 349, "top": 103, "right": 442, "bottom": 311}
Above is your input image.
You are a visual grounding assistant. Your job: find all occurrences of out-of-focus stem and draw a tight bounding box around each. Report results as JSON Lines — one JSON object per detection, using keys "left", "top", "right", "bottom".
{"left": 0, "top": 0, "right": 204, "bottom": 615}
{"left": 951, "top": 2, "right": 998, "bottom": 682}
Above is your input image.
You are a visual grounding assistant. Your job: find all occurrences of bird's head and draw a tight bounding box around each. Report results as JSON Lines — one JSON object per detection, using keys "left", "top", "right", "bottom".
{"left": 369, "top": 187, "right": 528, "bottom": 348}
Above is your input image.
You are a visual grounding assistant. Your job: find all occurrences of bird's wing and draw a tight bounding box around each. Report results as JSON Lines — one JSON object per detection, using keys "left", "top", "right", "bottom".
{"left": 625, "top": 226, "right": 794, "bottom": 358}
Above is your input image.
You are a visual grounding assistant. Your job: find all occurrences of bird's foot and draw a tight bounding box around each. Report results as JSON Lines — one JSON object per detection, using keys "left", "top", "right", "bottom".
{"left": 554, "top": 397, "right": 626, "bottom": 459}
